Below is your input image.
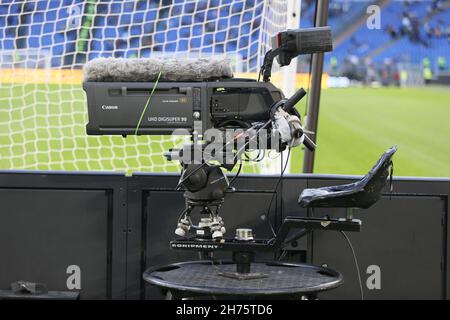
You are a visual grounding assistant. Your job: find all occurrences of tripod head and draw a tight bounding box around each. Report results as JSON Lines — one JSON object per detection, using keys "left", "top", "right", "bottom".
{"left": 168, "top": 86, "right": 315, "bottom": 240}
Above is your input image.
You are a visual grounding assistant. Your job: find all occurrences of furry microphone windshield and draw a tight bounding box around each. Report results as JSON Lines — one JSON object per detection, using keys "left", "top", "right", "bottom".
{"left": 83, "top": 57, "right": 234, "bottom": 82}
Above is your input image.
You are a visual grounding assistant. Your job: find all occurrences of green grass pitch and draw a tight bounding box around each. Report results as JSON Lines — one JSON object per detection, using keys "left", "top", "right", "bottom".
{"left": 0, "top": 84, "right": 449, "bottom": 177}
{"left": 293, "top": 86, "right": 450, "bottom": 177}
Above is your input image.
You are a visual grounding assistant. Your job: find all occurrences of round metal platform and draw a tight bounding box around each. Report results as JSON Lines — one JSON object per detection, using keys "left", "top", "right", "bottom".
{"left": 143, "top": 260, "right": 343, "bottom": 298}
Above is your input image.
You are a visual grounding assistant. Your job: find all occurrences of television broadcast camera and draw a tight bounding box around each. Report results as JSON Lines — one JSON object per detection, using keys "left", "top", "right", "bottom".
{"left": 84, "top": 27, "right": 334, "bottom": 278}
{"left": 84, "top": 27, "right": 332, "bottom": 138}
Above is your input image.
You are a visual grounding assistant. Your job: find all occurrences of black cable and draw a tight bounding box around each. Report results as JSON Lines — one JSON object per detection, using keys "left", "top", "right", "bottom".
{"left": 243, "top": 149, "right": 264, "bottom": 162}
{"left": 340, "top": 231, "right": 364, "bottom": 300}
{"left": 228, "top": 160, "right": 243, "bottom": 186}
{"left": 265, "top": 147, "right": 291, "bottom": 237}
{"left": 277, "top": 249, "right": 288, "bottom": 261}
{"left": 279, "top": 150, "right": 284, "bottom": 237}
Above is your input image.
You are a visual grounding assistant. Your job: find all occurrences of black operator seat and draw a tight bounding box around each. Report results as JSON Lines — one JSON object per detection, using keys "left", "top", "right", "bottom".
{"left": 298, "top": 146, "right": 397, "bottom": 209}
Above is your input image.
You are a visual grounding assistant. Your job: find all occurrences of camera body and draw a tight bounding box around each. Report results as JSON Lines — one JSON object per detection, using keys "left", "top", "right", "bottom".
{"left": 84, "top": 26, "right": 332, "bottom": 136}
{"left": 84, "top": 79, "right": 283, "bottom": 135}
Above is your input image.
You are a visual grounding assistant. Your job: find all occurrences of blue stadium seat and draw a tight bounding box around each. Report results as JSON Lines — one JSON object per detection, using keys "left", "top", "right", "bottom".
{"left": 44, "top": 9, "right": 57, "bottom": 22}
{"left": 184, "top": 2, "right": 196, "bottom": 14}
{"left": 88, "top": 52, "right": 100, "bottom": 61}
{"left": 167, "top": 30, "right": 177, "bottom": 41}
{"left": 241, "top": 22, "right": 251, "bottom": 34}
{"left": 215, "top": 31, "right": 227, "bottom": 42}
{"left": 94, "top": 16, "right": 106, "bottom": 27}
{"left": 178, "top": 39, "right": 188, "bottom": 51}
{"left": 181, "top": 15, "right": 192, "bottom": 26}
{"left": 220, "top": 5, "right": 230, "bottom": 18}
{"left": 145, "top": 10, "right": 158, "bottom": 22}
{"left": 196, "top": 1, "right": 208, "bottom": 12}
{"left": 171, "top": 4, "right": 183, "bottom": 16}
{"left": 228, "top": 27, "right": 239, "bottom": 40}
{"left": 140, "top": 48, "right": 151, "bottom": 58}
{"left": 27, "top": 36, "right": 40, "bottom": 48}
{"left": 169, "top": 16, "right": 180, "bottom": 29}
{"left": 2, "top": 39, "right": 14, "bottom": 49}
{"left": 156, "top": 20, "right": 168, "bottom": 32}
{"left": 207, "top": 9, "right": 218, "bottom": 21}
{"left": 125, "top": 49, "right": 138, "bottom": 58}
{"left": 238, "top": 36, "right": 249, "bottom": 48}
{"left": 243, "top": 11, "right": 253, "bottom": 22}
{"left": 114, "top": 50, "right": 125, "bottom": 58}
{"left": 110, "top": 3, "right": 123, "bottom": 14}
{"left": 246, "top": 0, "right": 257, "bottom": 8}
{"left": 227, "top": 40, "right": 238, "bottom": 51}
{"left": 104, "top": 27, "right": 118, "bottom": 39}
{"left": 239, "top": 48, "right": 248, "bottom": 60}
{"left": 52, "top": 43, "right": 64, "bottom": 56}
{"left": 0, "top": 5, "right": 9, "bottom": 16}
{"left": 154, "top": 32, "right": 165, "bottom": 44}
{"left": 106, "top": 15, "right": 119, "bottom": 26}
{"left": 231, "top": 2, "right": 244, "bottom": 14}
{"left": 165, "top": 42, "right": 177, "bottom": 51}
{"left": 217, "top": 18, "right": 229, "bottom": 31}
{"left": 210, "top": 0, "right": 221, "bottom": 7}
{"left": 230, "top": 14, "right": 241, "bottom": 26}
{"left": 90, "top": 39, "right": 102, "bottom": 51}
{"left": 120, "top": 13, "right": 132, "bottom": 25}
{"left": 179, "top": 26, "right": 191, "bottom": 38}
{"left": 41, "top": 34, "right": 52, "bottom": 46}
{"left": 194, "top": 11, "right": 205, "bottom": 23}
{"left": 143, "top": 22, "right": 154, "bottom": 34}
{"left": 133, "top": 12, "right": 144, "bottom": 24}
{"left": 192, "top": 25, "right": 203, "bottom": 36}
{"left": 130, "top": 37, "right": 140, "bottom": 48}
{"left": 203, "top": 34, "right": 214, "bottom": 46}
{"left": 130, "top": 26, "right": 141, "bottom": 36}
{"left": 190, "top": 37, "right": 202, "bottom": 49}
{"left": 215, "top": 44, "right": 225, "bottom": 53}
{"left": 201, "top": 45, "right": 213, "bottom": 53}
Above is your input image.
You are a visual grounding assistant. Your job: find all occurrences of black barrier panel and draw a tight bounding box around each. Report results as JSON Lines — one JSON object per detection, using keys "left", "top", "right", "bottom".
{"left": 0, "top": 171, "right": 448, "bottom": 300}
{"left": 0, "top": 171, "right": 128, "bottom": 299}
{"left": 0, "top": 189, "right": 110, "bottom": 298}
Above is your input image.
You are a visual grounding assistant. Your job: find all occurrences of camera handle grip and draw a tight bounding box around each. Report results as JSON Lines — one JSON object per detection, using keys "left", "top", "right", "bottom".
{"left": 282, "top": 88, "right": 315, "bottom": 151}
{"left": 282, "top": 88, "right": 307, "bottom": 113}
{"left": 303, "top": 134, "right": 316, "bottom": 152}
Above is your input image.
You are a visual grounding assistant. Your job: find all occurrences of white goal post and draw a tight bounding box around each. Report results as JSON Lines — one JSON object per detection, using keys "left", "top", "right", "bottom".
{"left": 0, "top": 0, "right": 301, "bottom": 174}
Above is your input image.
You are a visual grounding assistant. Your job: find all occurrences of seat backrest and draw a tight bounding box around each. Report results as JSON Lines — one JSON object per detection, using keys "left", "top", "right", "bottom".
{"left": 357, "top": 146, "right": 397, "bottom": 207}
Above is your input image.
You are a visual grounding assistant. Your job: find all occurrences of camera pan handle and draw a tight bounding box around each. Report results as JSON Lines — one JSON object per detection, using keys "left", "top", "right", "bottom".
{"left": 303, "top": 135, "right": 316, "bottom": 152}
{"left": 283, "top": 88, "right": 316, "bottom": 152}
{"left": 282, "top": 88, "right": 307, "bottom": 113}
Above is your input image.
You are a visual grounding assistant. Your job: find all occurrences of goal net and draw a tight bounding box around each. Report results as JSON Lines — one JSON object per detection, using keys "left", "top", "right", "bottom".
{"left": 0, "top": 0, "right": 300, "bottom": 175}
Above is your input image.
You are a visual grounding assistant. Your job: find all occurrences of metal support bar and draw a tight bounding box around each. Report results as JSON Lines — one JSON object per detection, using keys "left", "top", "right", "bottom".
{"left": 170, "top": 216, "right": 361, "bottom": 253}
{"left": 303, "top": 0, "right": 330, "bottom": 173}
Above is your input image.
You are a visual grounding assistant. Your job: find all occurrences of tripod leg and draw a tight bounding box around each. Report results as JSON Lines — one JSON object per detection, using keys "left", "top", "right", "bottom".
{"left": 174, "top": 206, "right": 193, "bottom": 237}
